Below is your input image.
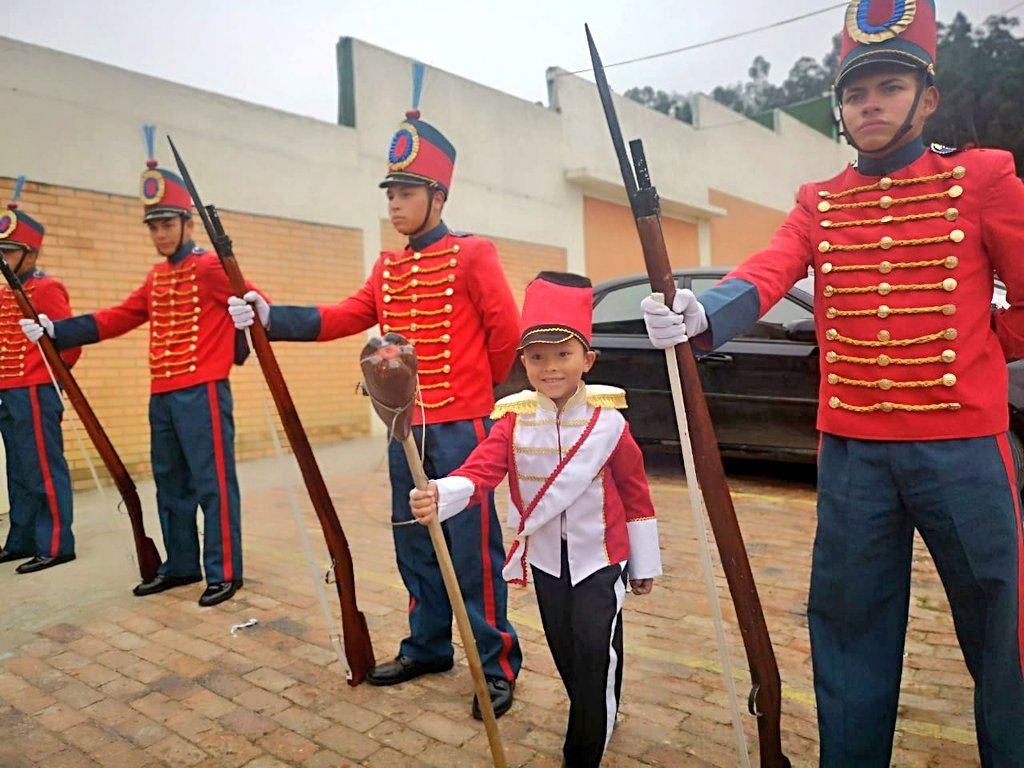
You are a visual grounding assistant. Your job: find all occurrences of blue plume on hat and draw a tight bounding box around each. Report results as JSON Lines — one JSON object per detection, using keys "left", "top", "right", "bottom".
{"left": 408, "top": 61, "right": 425, "bottom": 119}
{"left": 142, "top": 124, "right": 157, "bottom": 166}
{"left": 10, "top": 175, "right": 26, "bottom": 208}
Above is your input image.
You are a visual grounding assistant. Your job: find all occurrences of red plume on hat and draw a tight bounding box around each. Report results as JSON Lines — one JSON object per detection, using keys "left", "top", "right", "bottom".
{"left": 518, "top": 272, "right": 593, "bottom": 350}
{"left": 836, "top": 0, "right": 937, "bottom": 88}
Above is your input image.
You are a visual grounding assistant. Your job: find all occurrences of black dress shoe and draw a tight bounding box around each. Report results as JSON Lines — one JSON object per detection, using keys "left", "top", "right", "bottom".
{"left": 366, "top": 654, "right": 454, "bottom": 686}
{"left": 198, "top": 579, "right": 243, "bottom": 607}
{"left": 132, "top": 574, "right": 203, "bottom": 596}
{"left": 15, "top": 554, "right": 76, "bottom": 574}
{"left": 0, "top": 549, "right": 32, "bottom": 564}
{"left": 472, "top": 676, "right": 515, "bottom": 720}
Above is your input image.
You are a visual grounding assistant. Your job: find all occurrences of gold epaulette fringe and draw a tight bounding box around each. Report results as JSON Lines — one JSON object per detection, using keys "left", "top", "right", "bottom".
{"left": 490, "top": 385, "right": 629, "bottom": 419}
{"left": 491, "top": 390, "right": 538, "bottom": 419}
{"left": 584, "top": 384, "right": 628, "bottom": 410}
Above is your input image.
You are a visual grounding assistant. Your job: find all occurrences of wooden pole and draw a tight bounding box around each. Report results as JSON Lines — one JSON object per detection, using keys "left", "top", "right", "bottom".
{"left": 400, "top": 436, "right": 507, "bottom": 768}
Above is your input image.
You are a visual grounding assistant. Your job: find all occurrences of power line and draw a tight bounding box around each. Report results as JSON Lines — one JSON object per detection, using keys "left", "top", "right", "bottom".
{"left": 998, "top": 0, "right": 1024, "bottom": 13}
{"left": 570, "top": 3, "right": 847, "bottom": 75}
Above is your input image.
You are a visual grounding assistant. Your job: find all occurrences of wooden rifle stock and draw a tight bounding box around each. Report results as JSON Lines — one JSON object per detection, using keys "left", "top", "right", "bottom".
{"left": 636, "top": 217, "right": 789, "bottom": 767}
{"left": 213, "top": 217, "right": 375, "bottom": 685}
{"left": 166, "top": 134, "right": 374, "bottom": 685}
{"left": 585, "top": 26, "right": 790, "bottom": 767}
{"left": 0, "top": 258, "right": 162, "bottom": 582}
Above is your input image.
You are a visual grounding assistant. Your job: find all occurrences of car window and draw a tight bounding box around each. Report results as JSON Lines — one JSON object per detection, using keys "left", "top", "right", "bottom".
{"left": 591, "top": 281, "right": 651, "bottom": 334}
{"left": 690, "top": 276, "right": 813, "bottom": 341}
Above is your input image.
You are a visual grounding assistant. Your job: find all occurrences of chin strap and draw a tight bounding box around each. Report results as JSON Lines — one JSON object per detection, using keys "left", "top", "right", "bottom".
{"left": 175, "top": 216, "right": 187, "bottom": 257}
{"left": 11, "top": 249, "right": 28, "bottom": 276}
{"left": 838, "top": 71, "right": 927, "bottom": 156}
{"left": 412, "top": 184, "right": 442, "bottom": 239}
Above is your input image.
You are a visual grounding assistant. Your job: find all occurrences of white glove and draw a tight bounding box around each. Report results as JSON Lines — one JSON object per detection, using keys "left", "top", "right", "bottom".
{"left": 20, "top": 315, "right": 54, "bottom": 343}
{"left": 641, "top": 289, "right": 708, "bottom": 349}
{"left": 228, "top": 291, "right": 270, "bottom": 330}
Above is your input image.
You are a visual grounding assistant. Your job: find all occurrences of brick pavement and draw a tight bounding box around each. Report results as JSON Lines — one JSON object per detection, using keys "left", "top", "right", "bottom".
{"left": 1, "top": 438, "right": 983, "bottom": 767}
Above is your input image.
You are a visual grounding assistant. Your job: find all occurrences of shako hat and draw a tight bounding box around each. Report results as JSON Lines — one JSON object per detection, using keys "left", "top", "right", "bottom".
{"left": 518, "top": 272, "right": 593, "bottom": 350}
{"left": 0, "top": 176, "right": 45, "bottom": 253}
{"left": 379, "top": 62, "right": 456, "bottom": 198}
{"left": 139, "top": 124, "right": 193, "bottom": 222}
{"left": 836, "top": 0, "right": 937, "bottom": 89}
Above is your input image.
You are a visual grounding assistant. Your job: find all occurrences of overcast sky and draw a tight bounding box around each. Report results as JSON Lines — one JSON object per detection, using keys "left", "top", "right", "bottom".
{"left": 4, "top": 0, "right": 1020, "bottom": 123}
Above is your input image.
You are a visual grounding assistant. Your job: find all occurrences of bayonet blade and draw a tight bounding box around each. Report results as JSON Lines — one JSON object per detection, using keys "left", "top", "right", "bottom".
{"left": 585, "top": 24, "right": 639, "bottom": 201}
{"left": 166, "top": 136, "right": 218, "bottom": 245}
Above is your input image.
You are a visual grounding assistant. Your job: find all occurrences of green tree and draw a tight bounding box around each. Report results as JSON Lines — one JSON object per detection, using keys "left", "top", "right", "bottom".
{"left": 926, "top": 13, "right": 1024, "bottom": 170}
{"left": 623, "top": 85, "right": 693, "bottom": 123}
{"left": 626, "top": 15, "right": 1024, "bottom": 170}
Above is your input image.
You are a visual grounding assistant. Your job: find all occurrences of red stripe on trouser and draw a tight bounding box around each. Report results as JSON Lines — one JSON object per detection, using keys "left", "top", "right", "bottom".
{"left": 29, "top": 386, "right": 62, "bottom": 556}
{"left": 474, "top": 417, "right": 515, "bottom": 680}
{"left": 207, "top": 382, "right": 233, "bottom": 581}
{"left": 995, "top": 432, "right": 1024, "bottom": 672}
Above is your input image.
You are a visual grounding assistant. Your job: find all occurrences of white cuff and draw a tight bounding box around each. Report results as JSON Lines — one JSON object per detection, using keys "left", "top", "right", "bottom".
{"left": 435, "top": 476, "right": 475, "bottom": 522}
{"left": 626, "top": 518, "right": 662, "bottom": 579}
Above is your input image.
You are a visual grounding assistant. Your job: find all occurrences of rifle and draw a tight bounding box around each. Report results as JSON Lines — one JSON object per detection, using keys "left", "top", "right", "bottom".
{"left": 585, "top": 26, "right": 791, "bottom": 768}
{"left": 166, "top": 137, "right": 375, "bottom": 686}
{"left": 0, "top": 256, "right": 162, "bottom": 582}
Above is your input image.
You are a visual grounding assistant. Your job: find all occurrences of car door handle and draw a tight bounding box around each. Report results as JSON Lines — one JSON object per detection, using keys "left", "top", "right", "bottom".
{"left": 697, "top": 352, "right": 733, "bottom": 365}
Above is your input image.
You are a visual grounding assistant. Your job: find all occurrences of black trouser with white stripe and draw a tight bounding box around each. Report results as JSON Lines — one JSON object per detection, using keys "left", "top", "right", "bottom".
{"left": 533, "top": 542, "right": 627, "bottom": 768}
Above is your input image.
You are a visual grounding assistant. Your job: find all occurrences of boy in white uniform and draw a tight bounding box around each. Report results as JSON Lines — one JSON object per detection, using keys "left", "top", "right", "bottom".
{"left": 411, "top": 271, "right": 662, "bottom": 767}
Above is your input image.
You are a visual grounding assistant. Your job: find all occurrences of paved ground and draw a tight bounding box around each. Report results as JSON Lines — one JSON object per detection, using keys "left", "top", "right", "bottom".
{"left": 1, "top": 437, "right": 983, "bottom": 767}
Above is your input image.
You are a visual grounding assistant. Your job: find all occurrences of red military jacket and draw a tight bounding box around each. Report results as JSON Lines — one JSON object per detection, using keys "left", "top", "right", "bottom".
{"left": 0, "top": 270, "right": 80, "bottom": 390}
{"left": 60, "top": 247, "right": 255, "bottom": 395}
{"left": 305, "top": 226, "right": 520, "bottom": 425}
{"left": 699, "top": 145, "right": 1024, "bottom": 441}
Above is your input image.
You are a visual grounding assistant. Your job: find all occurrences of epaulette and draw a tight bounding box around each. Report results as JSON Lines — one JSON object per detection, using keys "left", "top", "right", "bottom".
{"left": 193, "top": 246, "right": 207, "bottom": 254}
{"left": 449, "top": 230, "right": 471, "bottom": 238}
{"left": 929, "top": 143, "right": 961, "bottom": 156}
{"left": 585, "top": 384, "right": 628, "bottom": 410}
{"left": 491, "top": 389, "right": 537, "bottom": 418}
{"left": 490, "top": 385, "right": 628, "bottom": 419}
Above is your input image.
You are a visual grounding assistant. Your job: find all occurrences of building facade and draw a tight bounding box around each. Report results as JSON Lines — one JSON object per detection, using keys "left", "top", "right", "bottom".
{"left": 0, "top": 35, "right": 852, "bottom": 485}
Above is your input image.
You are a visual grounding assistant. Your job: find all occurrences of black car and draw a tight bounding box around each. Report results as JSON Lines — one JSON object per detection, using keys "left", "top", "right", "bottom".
{"left": 500, "top": 269, "right": 1024, "bottom": 480}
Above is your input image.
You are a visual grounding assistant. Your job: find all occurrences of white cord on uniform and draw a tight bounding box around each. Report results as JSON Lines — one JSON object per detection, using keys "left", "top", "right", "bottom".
{"left": 249, "top": 327, "right": 350, "bottom": 678}
{"left": 656, "top": 293, "right": 752, "bottom": 768}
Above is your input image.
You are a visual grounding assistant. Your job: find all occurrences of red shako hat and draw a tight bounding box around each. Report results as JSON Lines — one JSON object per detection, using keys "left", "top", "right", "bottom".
{"left": 836, "top": 0, "right": 937, "bottom": 88}
{"left": 519, "top": 272, "right": 593, "bottom": 350}
{"left": 139, "top": 124, "right": 193, "bottom": 222}
{"left": 0, "top": 176, "right": 45, "bottom": 253}
{"left": 378, "top": 62, "right": 456, "bottom": 198}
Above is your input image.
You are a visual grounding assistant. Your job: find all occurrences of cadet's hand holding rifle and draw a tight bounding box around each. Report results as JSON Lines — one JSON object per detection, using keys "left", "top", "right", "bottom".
{"left": 19, "top": 313, "right": 54, "bottom": 343}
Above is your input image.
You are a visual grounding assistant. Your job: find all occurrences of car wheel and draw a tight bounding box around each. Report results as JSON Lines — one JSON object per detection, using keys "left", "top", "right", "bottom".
{"left": 1009, "top": 430, "right": 1024, "bottom": 495}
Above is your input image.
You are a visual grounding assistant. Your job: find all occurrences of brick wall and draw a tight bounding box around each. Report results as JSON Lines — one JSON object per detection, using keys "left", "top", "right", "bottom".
{"left": 1, "top": 177, "right": 368, "bottom": 488}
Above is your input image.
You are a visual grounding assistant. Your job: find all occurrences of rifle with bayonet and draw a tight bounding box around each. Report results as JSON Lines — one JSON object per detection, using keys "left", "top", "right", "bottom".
{"left": 0, "top": 255, "right": 162, "bottom": 582}
{"left": 585, "top": 26, "right": 791, "bottom": 768}
{"left": 166, "top": 137, "right": 375, "bottom": 686}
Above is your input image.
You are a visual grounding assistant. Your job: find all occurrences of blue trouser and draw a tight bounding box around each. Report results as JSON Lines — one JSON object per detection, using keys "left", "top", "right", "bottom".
{"left": 0, "top": 385, "right": 74, "bottom": 557}
{"left": 149, "top": 380, "right": 242, "bottom": 584}
{"left": 388, "top": 418, "right": 522, "bottom": 682}
{"left": 810, "top": 433, "right": 1024, "bottom": 767}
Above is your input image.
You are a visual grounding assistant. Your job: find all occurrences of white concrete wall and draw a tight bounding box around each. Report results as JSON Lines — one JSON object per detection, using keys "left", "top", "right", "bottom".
{"left": 0, "top": 34, "right": 853, "bottom": 277}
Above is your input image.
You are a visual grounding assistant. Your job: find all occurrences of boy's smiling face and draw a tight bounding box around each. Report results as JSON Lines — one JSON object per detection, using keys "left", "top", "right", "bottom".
{"left": 521, "top": 338, "right": 596, "bottom": 410}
